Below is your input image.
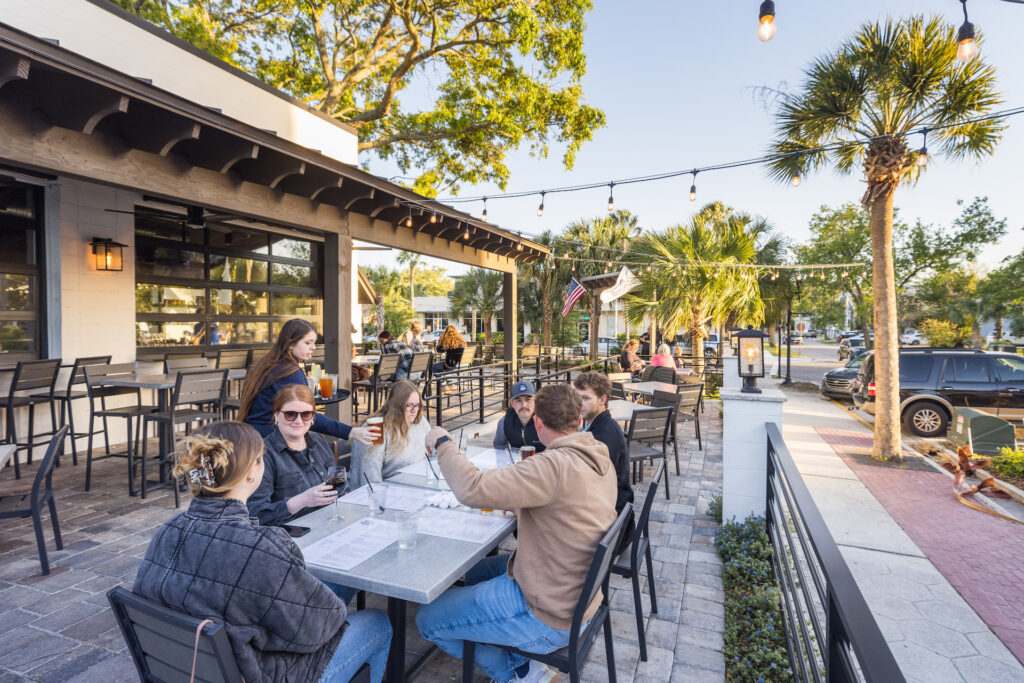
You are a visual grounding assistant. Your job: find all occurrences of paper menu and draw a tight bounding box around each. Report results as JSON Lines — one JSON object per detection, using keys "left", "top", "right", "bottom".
{"left": 417, "top": 507, "right": 512, "bottom": 544}
{"left": 339, "top": 484, "right": 438, "bottom": 511}
{"left": 300, "top": 517, "right": 398, "bottom": 571}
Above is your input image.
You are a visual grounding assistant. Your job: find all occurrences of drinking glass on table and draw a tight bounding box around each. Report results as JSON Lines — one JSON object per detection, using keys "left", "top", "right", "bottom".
{"left": 365, "top": 416, "right": 384, "bottom": 445}
{"left": 368, "top": 483, "right": 388, "bottom": 517}
{"left": 520, "top": 445, "right": 536, "bottom": 460}
{"left": 397, "top": 507, "right": 421, "bottom": 549}
{"left": 318, "top": 374, "right": 335, "bottom": 400}
{"left": 424, "top": 453, "right": 442, "bottom": 487}
{"left": 325, "top": 465, "right": 347, "bottom": 522}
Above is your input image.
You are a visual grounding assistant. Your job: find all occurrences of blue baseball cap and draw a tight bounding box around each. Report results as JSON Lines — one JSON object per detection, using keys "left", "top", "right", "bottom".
{"left": 511, "top": 381, "right": 536, "bottom": 399}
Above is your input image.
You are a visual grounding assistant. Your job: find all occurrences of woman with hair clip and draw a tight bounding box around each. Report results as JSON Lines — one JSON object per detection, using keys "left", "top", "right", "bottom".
{"left": 133, "top": 421, "right": 392, "bottom": 683}
{"left": 238, "top": 319, "right": 379, "bottom": 445}
{"left": 350, "top": 380, "right": 431, "bottom": 484}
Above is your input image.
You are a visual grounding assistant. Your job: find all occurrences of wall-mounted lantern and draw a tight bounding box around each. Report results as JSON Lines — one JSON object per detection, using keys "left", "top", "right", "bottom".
{"left": 90, "top": 237, "right": 125, "bottom": 271}
{"left": 737, "top": 325, "right": 768, "bottom": 393}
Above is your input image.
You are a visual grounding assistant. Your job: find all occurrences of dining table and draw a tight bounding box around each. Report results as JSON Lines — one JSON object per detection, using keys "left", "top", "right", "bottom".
{"left": 621, "top": 380, "right": 678, "bottom": 397}
{"left": 606, "top": 398, "right": 651, "bottom": 424}
{"left": 352, "top": 354, "right": 382, "bottom": 366}
{"left": 294, "top": 448, "right": 517, "bottom": 683}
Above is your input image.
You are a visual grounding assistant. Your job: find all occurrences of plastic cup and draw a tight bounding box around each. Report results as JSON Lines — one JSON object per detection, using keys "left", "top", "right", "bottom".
{"left": 424, "top": 455, "right": 442, "bottom": 486}
{"left": 318, "top": 375, "right": 334, "bottom": 399}
{"left": 368, "top": 484, "right": 388, "bottom": 517}
{"left": 397, "top": 508, "right": 420, "bottom": 549}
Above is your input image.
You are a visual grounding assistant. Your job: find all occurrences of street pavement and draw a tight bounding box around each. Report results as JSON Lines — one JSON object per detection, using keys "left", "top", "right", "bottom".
{"left": 767, "top": 338, "right": 845, "bottom": 385}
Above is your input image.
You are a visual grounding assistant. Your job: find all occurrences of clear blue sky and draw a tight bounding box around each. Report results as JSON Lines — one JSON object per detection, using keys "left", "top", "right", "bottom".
{"left": 358, "top": 0, "right": 1024, "bottom": 276}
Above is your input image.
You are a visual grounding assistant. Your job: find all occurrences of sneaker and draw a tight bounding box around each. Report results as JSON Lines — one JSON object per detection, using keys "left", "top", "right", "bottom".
{"left": 513, "top": 660, "right": 558, "bottom": 683}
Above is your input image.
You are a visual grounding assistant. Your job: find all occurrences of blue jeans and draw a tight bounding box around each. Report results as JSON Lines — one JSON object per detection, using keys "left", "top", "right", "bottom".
{"left": 415, "top": 555, "right": 572, "bottom": 682}
{"left": 327, "top": 582, "right": 358, "bottom": 605}
{"left": 318, "top": 609, "right": 392, "bottom": 683}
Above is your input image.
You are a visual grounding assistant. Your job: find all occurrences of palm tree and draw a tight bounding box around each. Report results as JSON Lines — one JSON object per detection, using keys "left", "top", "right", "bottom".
{"left": 518, "top": 232, "right": 569, "bottom": 347}
{"left": 449, "top": 268, "right": 503, "bottom": 344}
{"left": 768, "top": 15, "right": 1002, "bottom": 460}
{"left": 625, "top": 211, "right": 763, "bottom": 373}
{"left": 396, "top": 251, "right": 423, "bottom": 305}
{"left": 363, "top": 265, "right": 405, "bottom": 334}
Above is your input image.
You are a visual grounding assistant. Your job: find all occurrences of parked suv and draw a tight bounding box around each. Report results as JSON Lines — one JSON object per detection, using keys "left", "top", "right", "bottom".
{"left": 851, "top": 348, "right": 1024, "bottom": 437}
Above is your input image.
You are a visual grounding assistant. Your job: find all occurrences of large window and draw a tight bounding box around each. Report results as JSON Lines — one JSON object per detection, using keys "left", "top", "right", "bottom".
{"left": 135, "top": 212, "right": 322, "bottom": 353}
{"left": 0, "top": 182, "right": 43, "bottom": 362}
{"left": 422, "top": 312, "right": 448, "bottom": 333}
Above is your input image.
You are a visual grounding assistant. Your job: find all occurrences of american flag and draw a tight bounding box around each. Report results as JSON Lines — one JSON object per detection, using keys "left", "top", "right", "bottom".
{"left": 562, "top": 278, "right": 586, "bottom": 318}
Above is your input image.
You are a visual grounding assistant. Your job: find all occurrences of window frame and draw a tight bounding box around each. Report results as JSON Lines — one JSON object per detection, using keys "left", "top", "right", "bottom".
{"left": 0, "top": 182, "right": 45, "bottom": 363}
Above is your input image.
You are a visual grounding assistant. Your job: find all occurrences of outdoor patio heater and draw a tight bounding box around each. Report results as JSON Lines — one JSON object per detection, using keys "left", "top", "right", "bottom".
{"left": 736, "top": 325, "right": 768, "bottom": 393}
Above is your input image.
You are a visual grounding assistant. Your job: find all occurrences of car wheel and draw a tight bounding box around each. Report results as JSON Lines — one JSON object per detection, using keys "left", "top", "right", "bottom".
{"left": 902, "top": 401, "right": 948, "bottom": 437}
{"left": 911, "top": 339, "right": 921, "bottom": 345}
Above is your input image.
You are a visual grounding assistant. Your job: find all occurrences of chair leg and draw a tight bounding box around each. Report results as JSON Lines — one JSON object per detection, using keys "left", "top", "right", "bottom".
{"left": 462, "top": 641, "right": 475, "bottom": 683}
{"left": 356, "top": 590, "right": 366, "bottom": 611}
{"left": 27, "top": 403, "right": 35, "bottom": 465}
{"left": 603, "top": 617, "right": 616, "bottom": 683}
{"left": 66, "top": 400, "right": 79, "bottom": 466}
{"left": 31, "top": 508, "right": 50, "bottom": 576}
{"left": 85, "top": 413, "right": 94, "bottom": 491}
{"left": 663, "top": 461, "right": 671, "bottom": 500}
{"left": 646, "top": 545, "right": 658, "bottom": 615}
{"left": 632, "top": 570, "right": 648, "bottom": 661}
{"left": 673, "top": 439, "right": 680, "bottom": 476}
{"left": 6, "top": 405, "right": 19, "bottom": 480}
{"left": 47, "top": 495, "right": 63, "bottom": 550}
{"left": 137, "top": 419, "right": 145, "bottom": 499}
{"left": 696, "top": 416, "right": 703, "bottom": 450}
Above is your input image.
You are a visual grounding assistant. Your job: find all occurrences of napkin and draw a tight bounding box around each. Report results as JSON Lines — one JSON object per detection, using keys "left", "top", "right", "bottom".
{"left": 425, "top": 491, "right": 462, "bottom": 509}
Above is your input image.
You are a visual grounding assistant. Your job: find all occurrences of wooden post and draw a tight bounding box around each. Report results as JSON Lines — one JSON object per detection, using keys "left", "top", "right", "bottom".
{"left": 590, "top": 292, "right": 600, "bottom": 361}
{"left": 324, "top": 229, "right": 353, "bottom": 423}
{"left": 503, "top": 271, "right": 517, "bottom": 377}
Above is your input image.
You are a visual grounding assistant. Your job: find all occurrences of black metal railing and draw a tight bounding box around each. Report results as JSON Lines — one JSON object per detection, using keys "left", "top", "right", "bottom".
{"left": 423, "top": 361, "right": 512, "bottom": 430}
{"left": 765, "top": 423, "right": 904, "bottom": 683}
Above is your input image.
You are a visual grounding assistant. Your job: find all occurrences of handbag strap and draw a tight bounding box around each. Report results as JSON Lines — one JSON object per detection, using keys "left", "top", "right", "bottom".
{"left": 190, "top": 619, "right": 214, "bottom": 683}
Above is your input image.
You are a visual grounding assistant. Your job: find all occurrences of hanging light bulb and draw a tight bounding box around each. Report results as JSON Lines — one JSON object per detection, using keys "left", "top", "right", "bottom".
{"left": 405, "top": 209, "right": 414, "bottom": 228}
{"left": 956, "top": 0, "right": 978, "bottom": 63}
{"left": 757, "top": 0, "right": 777, "bottom": 42}
{"left": 842, "top": 269, "right": 849, "bottom": 278}
{"left": 689, "top": 170, "right": 698, "bottom": 202}
{"left": 524, "top": 0, "right": 539, "bottom": 7}
{"left": 463, "top": 225, "right": 470, "bottom": 240}
{"left": 537, "top": 192, "right": 545, "bottom": 218}
{"left": 517, "top": 239, "right": 524, "bottom": 252}
{"left": 430, "top": 211, "right": 438, "bottom": 224}
{"left": 791, "top": 153, "right": 801, "bottom": 187}
{"left": 796, "top": 270, "right": 802, "bottom": 281}
{"left": 607, "top": 183, "right": 615, "bottom": 212}
{"left": 819, "top": 270, "right": 825, "bottom": 280}
{"left": 481, "top": 197, "right": 488, "bottom": 222}
{"left": 606, "top": 260, "right": 612, "bottom": 269}
{"left": 917, "top": 129, "right": 929, "bottom": 168}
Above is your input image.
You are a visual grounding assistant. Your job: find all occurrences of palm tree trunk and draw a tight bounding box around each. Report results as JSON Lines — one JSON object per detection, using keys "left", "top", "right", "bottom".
{"left": 995, "top": 314, "right": 1004, "bottom": 341}
{"left": 409, "top": 265, "right": 415, "bottom": 306}
{"left": 484, "top": 316, "right": 493, "bottom": 345}
{"left": 542, "top": 292, "right": 553, "bottom": 347}
{"left": 374, "top": 295, "right": 386, "bottom": 337}
{"left": 869, "top": 188, "right": 902, "bottom": 461}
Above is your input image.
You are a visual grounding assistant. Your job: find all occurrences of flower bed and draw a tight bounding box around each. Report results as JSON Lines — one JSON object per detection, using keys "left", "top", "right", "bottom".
{"left": 713, "top": 512, "right": 793, "bottom": 682}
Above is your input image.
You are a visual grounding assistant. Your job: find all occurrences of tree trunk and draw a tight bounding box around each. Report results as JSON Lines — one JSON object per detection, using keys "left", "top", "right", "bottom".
{"left": 484, "top": 316, "right": 493, "bottom": 345}
{"left": 542, "top": 292, "right": 553, "bottom": 348}
{"left": 374, "top": 295, "right": 386, "bottom": 338}
{"left": 869, "top": 188, "right": 901, "bottom": 461}
{"left": 691, "top": 325, "right": 705, "bottom": 376}
{"left": 409, "top": 265, "right": 415, "bottom": 306}
{"left": 995, "top": 314, "right": 1004, "bottom": 341}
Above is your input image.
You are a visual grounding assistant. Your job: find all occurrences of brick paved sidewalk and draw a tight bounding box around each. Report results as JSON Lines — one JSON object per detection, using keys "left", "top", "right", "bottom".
{"left": 817, "top": 427, "right": 1024, "bottom": 668}
{"left": 0, "top": 405, "right": 726, "bottom": 682}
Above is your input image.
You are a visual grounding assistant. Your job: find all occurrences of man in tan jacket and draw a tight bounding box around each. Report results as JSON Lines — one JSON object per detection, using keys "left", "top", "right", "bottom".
{"left": 415, "top": 384, "right": 617, "bottom": 683}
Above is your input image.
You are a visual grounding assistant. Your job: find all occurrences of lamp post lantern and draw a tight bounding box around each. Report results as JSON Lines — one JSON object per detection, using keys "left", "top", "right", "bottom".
{"left": 727, "top": 325, "right": 742, "bottom": 356}
{"left": 736, "top": 325, "right": 768, "bottom": 394}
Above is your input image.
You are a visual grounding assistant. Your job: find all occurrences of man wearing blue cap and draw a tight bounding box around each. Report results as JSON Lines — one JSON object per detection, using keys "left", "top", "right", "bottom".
{"left": 493, "top": 381, "right": 546, "bottom": 454}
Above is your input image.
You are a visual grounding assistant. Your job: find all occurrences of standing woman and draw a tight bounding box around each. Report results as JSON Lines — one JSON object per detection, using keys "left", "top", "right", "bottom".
{"left": 238, "top": 319, "right": 378, "bottom": 444}
{"left": 133, "top": 421, "right": 392, "bottom": 683}
{"left": 350, "top": 380, "right": 431, "bottom": 484}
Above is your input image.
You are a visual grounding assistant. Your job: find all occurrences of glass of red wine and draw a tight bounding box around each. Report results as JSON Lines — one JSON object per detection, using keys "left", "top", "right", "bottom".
{"left": 326, "top": 465, "right": 347, "bottom": 522}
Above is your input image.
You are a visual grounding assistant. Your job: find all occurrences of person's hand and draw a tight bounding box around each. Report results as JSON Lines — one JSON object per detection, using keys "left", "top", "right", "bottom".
{"left": 350, "top": 425, "right": 379, "bottom": 445}
{"left": 425, "top": 426, "right": 451, "bottom": 454}
{"left": 287, "top": 483, "right": 337, "bottom": 513}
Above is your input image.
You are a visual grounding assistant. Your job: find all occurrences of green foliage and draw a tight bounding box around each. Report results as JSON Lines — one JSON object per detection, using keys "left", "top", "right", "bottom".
{"left": 991, "top": 449, "right": 1024, "bottom": 480}
{"left": 450, "top": 268, "right": 503, "bottom": 344}
{"left": 919, "top": 319, "right": 971, "bottom": 348}
{"left": 707, "top": 494, "right": 723, "bottom": 524}
{"left": 715, "top": 515, "right": 773, "bottom": 564}
{"left": 115, "top": 0, "right": 606, "bottom": 193}
{"left": 414, "top": 267, "right": 453, "bottom": 297}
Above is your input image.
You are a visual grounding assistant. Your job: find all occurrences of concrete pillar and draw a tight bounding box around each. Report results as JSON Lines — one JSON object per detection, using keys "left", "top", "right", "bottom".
{"left": 721, "top": 380, "right": 786, "bottom": 522}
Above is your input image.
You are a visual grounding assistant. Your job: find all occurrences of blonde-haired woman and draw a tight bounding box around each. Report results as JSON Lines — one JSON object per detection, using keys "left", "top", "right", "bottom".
{"left": 350, "top": 380, "right": 431, "bottom": 484}
{"left": 133, "top": 421, "right": 392, "bottom": 683}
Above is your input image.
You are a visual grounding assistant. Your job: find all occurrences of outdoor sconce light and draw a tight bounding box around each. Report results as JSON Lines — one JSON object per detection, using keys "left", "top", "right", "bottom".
{"left": 727, "top": 326, "right": 742, "bottom": 354}
{"left": 90, "top": 237, "right": 125, "bottom": 271}
{"left": 736, "top": 325, "right": 767, "bottom": 393}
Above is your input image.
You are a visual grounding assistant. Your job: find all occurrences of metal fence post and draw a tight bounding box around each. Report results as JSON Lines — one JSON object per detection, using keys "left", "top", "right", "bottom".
{"left": 434, "top": 377, "right": 443, "bottom": 426}
{"left": 478, "top": 368, "right": 485, "bottom": 422}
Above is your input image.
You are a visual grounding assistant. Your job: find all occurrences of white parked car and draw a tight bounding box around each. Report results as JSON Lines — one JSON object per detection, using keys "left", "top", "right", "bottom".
{"left": 900, "top": 330, "right": 927, "bottom": 345}
{"left": 574, "top": 337, "right": 621, "bottom": 355}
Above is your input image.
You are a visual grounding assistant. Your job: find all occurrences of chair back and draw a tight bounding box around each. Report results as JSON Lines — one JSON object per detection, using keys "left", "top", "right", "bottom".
{"left": 216, "top": 348, "right": 250, "bottom": 370}
{"left": 172, "top": 369, "right": 228, "bottom": 411}
{"left": 165, "top": 357, "right": 210, "bottom": 374}
{"left": 65, "top": 356, "right": 112, "bottom": 394}
{"left": 568, "top": 504, "right": 634, "bottom": 651}
{"left": 630, "top": 461, "right": 665, "bottom": 565}
{"left": 83, "top": 363, "right": 137, "bottom": 402}
{"left": 107, "top": 586, "right": 244, "bottom": 683}
{"left": 409, "top": 351, "right": 432, "bottom": 376}
{"left": 648, "top": 366, "right": 677, "bottom": 384}
{"left": 676, "top": 383, "right": 703, "bottom": 415}
{"left": 610, "top": 382, "right": 626, "bottom": 400}
{"left": 677, "top": 373, "right": 703, "bottom": 385}
{"left": 376, "top": 354, "right": 402, "bottom": 380}
{"left": 606, "top": 372, "right": 631, "bottom": 383}
{"left": 11, "top": 358, "right": 62, "bottom": 396}
{"left": 638, "top": 366, "right": 655, "bottom": 381}
{"left": 248, "top": 347, "right": 271, "bottom": 368}
{"left": 33, "top": 425, "right": 69, "bottom": 498}
{"left": 651, "top": 389, "right": 681, "bottom": 411}
{"left": 626, "top": 407, "right": 673, "bottom": 446}
{"left": 460, "top": 345, "right": 477, "bottom": 367}
{"left": 164, "top": 351, "right": 205, "bottom": 360}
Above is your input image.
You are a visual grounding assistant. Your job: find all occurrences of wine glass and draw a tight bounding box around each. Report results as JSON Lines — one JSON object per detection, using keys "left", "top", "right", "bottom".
{"left": 326, "top": 465, "right": 347, "bottom": 522}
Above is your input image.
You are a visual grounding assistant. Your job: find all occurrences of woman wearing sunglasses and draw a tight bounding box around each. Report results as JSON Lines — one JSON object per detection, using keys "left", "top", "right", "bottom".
{"left": 350, "top": 380, "right": 430, "bottom": 485}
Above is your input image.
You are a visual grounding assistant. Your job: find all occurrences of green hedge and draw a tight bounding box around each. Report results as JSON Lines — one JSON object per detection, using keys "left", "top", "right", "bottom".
{"left": 713, "top": 514, "right": 793, "bottom": 682}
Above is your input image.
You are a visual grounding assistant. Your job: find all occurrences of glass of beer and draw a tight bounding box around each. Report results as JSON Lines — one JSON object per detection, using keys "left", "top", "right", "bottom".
{"left": 366, "top": 416, "right": 384, "bottom": 445}
{"left": 318, "top": 374, "right": 335, "bottom": 399}
{"left": 326, "top": 465, "right": 347, "bottom": 522}
{"left": 520, "top": 445, "right": 536, "bottom": 460}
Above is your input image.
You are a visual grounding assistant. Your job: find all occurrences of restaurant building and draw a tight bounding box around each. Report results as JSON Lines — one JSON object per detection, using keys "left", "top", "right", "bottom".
{"left": 0, "top": 0, "right": 545, "bottom": 456}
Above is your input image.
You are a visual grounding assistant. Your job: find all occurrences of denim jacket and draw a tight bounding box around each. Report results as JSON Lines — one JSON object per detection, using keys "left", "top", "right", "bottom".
{"left": 248, "top": 429, "right": 336, "bottom": 526}
{"left": 133, "top": 497, "right": 346, "bottom": 683}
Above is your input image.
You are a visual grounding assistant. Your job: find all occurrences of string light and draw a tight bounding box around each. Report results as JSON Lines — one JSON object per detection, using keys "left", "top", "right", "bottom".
{"left": 757, "top": 0, "right": 777, "bottom": 42}
{"left": 956, "top": 0, "right": 979, "bottom": 63}
{"left": 842, "top": 269, "right": 849, "bottom": 278}
{"left": 517, "top": 238, "right": 524, "bottom": 251}
{"left": 537, "top": 191, "right": 545, "bottom": 218}
{"left": 405, "top": 208, "right": 414, "bottom": 227}
{"left": 463, "top": 225, "right": 470, "bottom": 240}
{"left": 791, "top": 154, "right": 801, "bottom": 187}
{"left": 481, "top": 197, "right": 488, "bottom": 222}
{"left": 917, "top": 129, "right": 929, "bottom": 168}
{"left": 689, "top": 170, "right": 698, "bottom": 202}
{"left": 430, "top": 211, "right": 438, "bottom": 223}
{"left": 607, "top": 182, "right": 615, "bottom": 212}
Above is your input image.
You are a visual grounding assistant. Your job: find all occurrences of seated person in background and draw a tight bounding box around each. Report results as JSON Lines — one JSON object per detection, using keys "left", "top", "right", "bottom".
{"left": 573, "top": 372, "right": 634, "bottom": 551}
{"left": 352, "top": 346, "right": 373, "bottom": 383}
{"left": 619, "top": 339, "right": 645, "bottom": 375}
{"left": 432, "top": 325, "right": 465, "bottom": 374}
{"left": 650, "top": 342, "right": 675, "bottom": 367}
{"left": 416, "top": 384, "right": 617, "bottom": 683}
{"left": 399, "top": 320, "right": 426, "bottom": 352}
{"left": 492, "top": 381, "right": 545, "bottom": 454}
{"left": 350, "top": 380, "right": 430, "bottom": 484}
{"left": 378, "top": 330, "right": 414, "bottom": 380}
{"left": 134, "top": 421, "right": 392, "bottom": 683}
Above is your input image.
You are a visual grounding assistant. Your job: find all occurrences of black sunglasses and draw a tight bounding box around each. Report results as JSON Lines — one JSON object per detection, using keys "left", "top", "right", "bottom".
{"left": 281, "top": 410, "right": 315, "bottom": 423}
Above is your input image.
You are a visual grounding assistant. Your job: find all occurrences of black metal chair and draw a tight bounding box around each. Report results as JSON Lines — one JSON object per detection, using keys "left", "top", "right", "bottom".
{"left": 611, "top": 461, "right": 664, "bottom": 662}
{"left": 647, "top": 365, "right": 677, "bottom": 384}
{"left": 650, "top": 389, "right": 684, "bottom": 475}
{"left": 248, "top": 347, "right": 271, "bottom": 368}
{"left": 84, "top": 364, "right": 158, "bottom": 496}
{"left": 625, "top": 407, "right": 673, "bottom": 499}
{"left": 461, "top": 504, "right": 634, "bottom": 683}
{"left": 610, "top": 381, "right": 626, "bottom": 401}
{"left": 141, "top": 369, "right": 227, "bottom": 504}
{"left": 0, "top": 425, "right": 68, "bottom": 575}
{"left": 47, "top": 356, "right": 112, "bottom": 467}
{"left": 408, "top": 351, "right": 433, "bottom": 385}
{"left": 1, "top": 358, "right": 63, "bottom": 479}
{"left": 353, "top": 354, "right": 401, "bottom": 417}
{"left": 216, "top": 349, "right": 250, "bottom": 418}
{"left": 675, "top": 383, "right": 703, "bottom": 450}
{"left": 164, "top": 356, "right": 210, "bottom": 374}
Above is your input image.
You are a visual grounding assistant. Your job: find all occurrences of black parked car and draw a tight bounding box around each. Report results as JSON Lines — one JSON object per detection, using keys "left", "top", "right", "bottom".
{"left": 821, "top": 354, "right": 867, "bottom": 399}
{"left": 851, "top": 348, "right": 1024, "bottom": 437}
